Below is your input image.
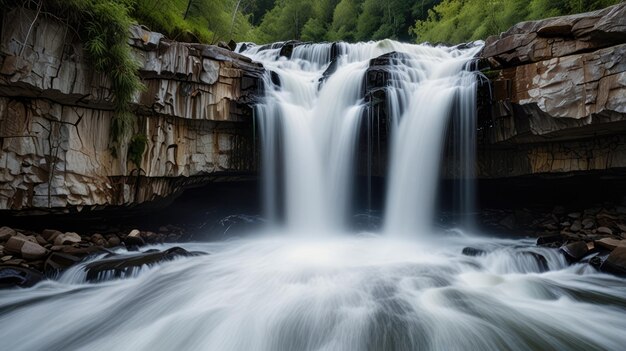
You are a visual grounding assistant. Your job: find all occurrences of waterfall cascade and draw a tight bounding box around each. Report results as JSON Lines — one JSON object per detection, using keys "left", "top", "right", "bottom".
{"left": 1, "top": 41, "right": 625, "bottom": 351}
{"left": 241, "top": 40, "right": 482, "bottom": 234}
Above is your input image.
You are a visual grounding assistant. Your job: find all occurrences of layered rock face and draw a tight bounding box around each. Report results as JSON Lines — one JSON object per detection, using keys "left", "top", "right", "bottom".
{"left": 478, "top": 3, "right": 626, "bottom": 178}
{"left": 0, "top": 8, "right": 262, "bottom": 212}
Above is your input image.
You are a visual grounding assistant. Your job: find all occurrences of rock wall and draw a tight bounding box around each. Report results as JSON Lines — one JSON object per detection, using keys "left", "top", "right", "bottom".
{"left": 0, "top": 8, "right": 262, "bottom": 213}
{"left": 478, "top": 3, "right": 626, "bottom": 178}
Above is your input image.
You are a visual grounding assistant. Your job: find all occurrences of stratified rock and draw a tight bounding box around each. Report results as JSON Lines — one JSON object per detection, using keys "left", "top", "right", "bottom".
{"left": 84, "top": 247, "right": 206, "bottom": 282}
{"left": 0, "top": 266, "right": 44, "bottom": 288}
{"left": 0, "top": 8, "right": 262, "bottom": 213}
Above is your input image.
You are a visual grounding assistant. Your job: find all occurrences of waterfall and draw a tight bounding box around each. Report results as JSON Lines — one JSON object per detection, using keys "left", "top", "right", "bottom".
{"left": 239, "top": 41, "right": 482, "bottom": 234}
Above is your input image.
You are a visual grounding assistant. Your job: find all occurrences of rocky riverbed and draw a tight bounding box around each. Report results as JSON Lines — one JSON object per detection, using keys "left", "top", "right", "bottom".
{"left": 0, "top": 225, "right": 192, "bottom": 288}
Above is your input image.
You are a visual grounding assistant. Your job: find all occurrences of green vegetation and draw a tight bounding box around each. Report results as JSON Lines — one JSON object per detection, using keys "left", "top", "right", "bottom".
{"left": 411, "top": 0, "right": 624, "bottom": 44}
{"left": 128, "top": 133, "right": 149, "bottom": 167}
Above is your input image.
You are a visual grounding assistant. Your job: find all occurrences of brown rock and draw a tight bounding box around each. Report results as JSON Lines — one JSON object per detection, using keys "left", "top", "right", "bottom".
{"left": 128, "top": 229, "right": 141, "bottom": 238}
{"left": 601, "top": 247, "right": 626, "bottom": 275}
{"left": 5, "top": 236, "right": 26, "bottom": 255}
{"left": 20, "top": 241, "right": 48, "bottom": 260}
{"left": 107, "top": 236, "right": 121, "bottom": 247}
{"left": 597, "top": 227, "right": 614, "bottom": 235}
{"left": 595, "top": 238, "right": 626, "bottom": 251}
{"left": 53, "top": 232, "right": 82, "bottom": 246}
{"left": 35, "top": 235, "right": 48, "bottom": 246}
{"left": 41, "top": 229, "right": 63, "bottom": 242}
{"left": 90, "top": 234, "right": 107, "bottom": 246}
{"left": 0, "top": 226, "right": 16, "bottom": 242}
{"left": 561, "top": 241, "right": 588, "bottom": 262}
{"left": 1, "top": 255, "right": 13, "bottom": 262}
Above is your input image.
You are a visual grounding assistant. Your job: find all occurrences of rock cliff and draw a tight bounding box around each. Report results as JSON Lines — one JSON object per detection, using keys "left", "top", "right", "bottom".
{"left": 0, "top": 8, "right": 262, "bottom": 213}
{"left": 478, "top": 3, "right": 626, "bottom": 178}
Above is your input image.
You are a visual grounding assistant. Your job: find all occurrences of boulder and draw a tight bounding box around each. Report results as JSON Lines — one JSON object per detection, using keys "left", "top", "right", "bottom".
{"left": 90, "top": 233, "right": 107, "bottom": 246}
{"left": 0, "top": 226, "right": 16, "bottom": 241}
{"left": 53, "top": 232, "right": 82, "bottom": 246}
{"left": 44, "top": 252, "right": 82, "bottom": 275}
{"left": 0, "top": 266, "right": 44, "bottom": 288}
{"left": 107, "top": 236, "right": 121, "bottom": 247}
{"left": 41, "top": 229, "right": 63, "bottom": 242}
{"left": 601, "top": 247, "right": 626, "bottom": 275}
{"left": 595, "top": 238, "right": 626, "bottom": 251}
{"left": 20, "top": 241, "right": 48, "bottom": 260}
{"left": 462, "top": 247, "right": 486, "bottom": 256}
{"left": 84, "top": 247, "right": 206, "bottom": 282}
{"left": 561, "top": 241, "right": 589, "bottom": 262}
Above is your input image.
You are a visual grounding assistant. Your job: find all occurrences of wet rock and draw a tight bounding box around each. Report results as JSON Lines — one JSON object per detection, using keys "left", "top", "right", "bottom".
{"left": 0, "top": 227, "right": 16, "bottom": 241}
{"left": 84, "top": 247, "right": 206, "bottom": 282}
{"left": 561, "top": 241, "right": 589, "bottom": 262}
{"left": 44, "top": 252, "right": 82, "bottom": 275}
{"left": 462, "top": 247, "right": 486, "bottom": 256}
{"left": 601, "top": 247, "right": 626, "bottom": 275}
{"left": 0, "top": 266, "right": 44, "bottom": 288}
{"left": 53, "top": 232, "right": 82, "bottom": 246}
{"left": 597, "top": 227, "right": 613, "bottom": 235}
{"left": 107, "top": 236, "right": 121, "bottom": 247}
{"left": 124, "top": 235, "right": 145, "bottom": 247}
{"left": 595, "top": 238, "right": 626, "bottom": 251}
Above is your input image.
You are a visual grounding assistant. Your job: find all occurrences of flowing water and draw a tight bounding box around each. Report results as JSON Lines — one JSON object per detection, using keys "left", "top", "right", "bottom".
{"left": 1, "top": 41, "right": 626, "bottom": 351}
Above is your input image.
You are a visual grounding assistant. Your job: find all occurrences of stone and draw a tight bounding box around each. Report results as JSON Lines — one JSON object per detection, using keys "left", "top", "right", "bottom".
{"left": 1, "top": 255, "right": 13, "bottom": 262}
{"left": 582, "top": 218, "right": 595, "bottom": 229}
{"left": 90, "top": 233, "right": 107, "bottom": 246}
{"left": 595, "top": 238, "right": 626, "bottom": 251}
{"left": 53, "top": 232, "right": 82, "bottom": 246}
{"left": 0, "top": 226, "right": 16, "bottom": 241}
{"left": 561, "top": 241, "right": 589, "bottom": 262}
{"left": 597, "top": 227, "right": 613, "bottom": 235}
{"left": 84, "top": 247, "right": 206, "bottom": 282}
{"left": 128, "top": 229, "right": 141, "bottom": 238}
{"left": 0, "top": 266, "right": 44, "bottom": 288}
{"left": 44, "top": 252, "right": 82, "bottom": 275}
{"left": 20, "top": 241, "right": 48, "bottom": 260}
{"left": 601, "top": 247, "right": 626, "bottom": 275}
{"left": 124, "top": 235, "right": 145, "bottom": 247}
{"left": 35, "top": 235, "right": 47, "bottom": 246}
{"left": 5, "top": 236, "right": 26, "bottom": 255}
{"left": 41, "top": 229, "right": 63, "bottom": 242}
{"left": 462, "top": 247, "right": 486, "bottom": 256}
{"left": 570, "top": 220, "right": 582, "bottom": 232}
{"left": 568, "top": 212, "right": 581, "bottom": 219}
{"left": 107, "top": 236, "right": 121, "bottom": 247}
{"left": 617, "top": 224, "right": 626, "bottom": 232}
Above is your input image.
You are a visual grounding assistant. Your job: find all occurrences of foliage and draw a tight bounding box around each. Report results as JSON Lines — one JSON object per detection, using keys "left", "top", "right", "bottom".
{"left": 42, "top": 0, "right": 143, "bottom": 158}
{"left": 128, "top": 133, "right": 148, "bottom": 167}
{"left": 411, "top": 0, "right": 624, "bottom": 44}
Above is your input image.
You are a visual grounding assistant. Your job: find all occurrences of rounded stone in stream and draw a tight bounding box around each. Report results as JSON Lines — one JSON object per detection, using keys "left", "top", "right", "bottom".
{"left": 601, "top": 247, "right": 626, "bottom": 275}
{"left": 462, "top": 247, "right": 486, "bottom": 256}
{"left": 0, "top": 266, "right": 43, "bottom": 288}
{"left": 560, "top": 241, "right": 589, "bottom": 262}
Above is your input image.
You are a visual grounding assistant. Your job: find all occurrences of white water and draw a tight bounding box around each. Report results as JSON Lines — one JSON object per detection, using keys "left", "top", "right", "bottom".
{"left": 1, "top": 41, "right": 626, "bottom": 351}
{"left": 245, "top": 40, "right": 481, "bottom": 233}
{"left": 2, "top": 238, "right": 626, "bottom": 351}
